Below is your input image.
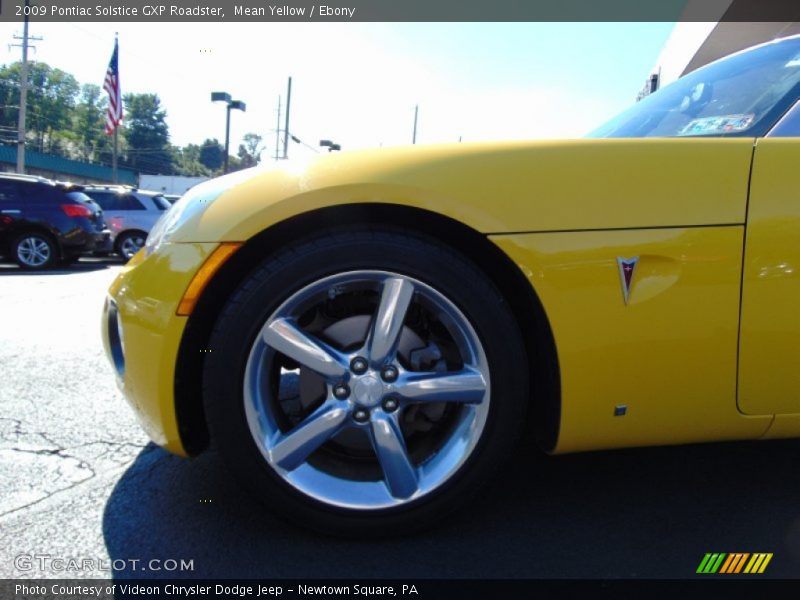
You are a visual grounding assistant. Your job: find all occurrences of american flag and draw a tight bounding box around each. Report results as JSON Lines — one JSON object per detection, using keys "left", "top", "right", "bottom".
{"left": 103, "top": 39, "right": 122, "bottom": 135}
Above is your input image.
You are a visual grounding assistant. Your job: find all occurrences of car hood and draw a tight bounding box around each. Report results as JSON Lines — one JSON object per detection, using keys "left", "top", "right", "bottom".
{"left": 171, "top": 137, "right": 755, "bottom": 243}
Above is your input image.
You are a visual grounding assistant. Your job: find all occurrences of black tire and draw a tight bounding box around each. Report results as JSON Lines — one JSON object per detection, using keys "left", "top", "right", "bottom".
{"left": 203, "top": 228, "right": 529, "bottom": 536}
{"left": 115, "top": 231, "right": 146, "bottom": 261}
{"left": 12, "top": 232, "right": 57, "bottom": 270}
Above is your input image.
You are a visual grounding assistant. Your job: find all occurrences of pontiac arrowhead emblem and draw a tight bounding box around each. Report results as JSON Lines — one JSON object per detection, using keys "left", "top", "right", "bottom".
{"left": 617, "top": 256, "right": 639, "bottom": 305}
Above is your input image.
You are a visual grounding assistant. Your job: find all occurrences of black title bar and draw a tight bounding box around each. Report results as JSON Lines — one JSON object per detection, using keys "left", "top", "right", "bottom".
{"left": 1, "top": 0, "right": 799, "bottom": 23}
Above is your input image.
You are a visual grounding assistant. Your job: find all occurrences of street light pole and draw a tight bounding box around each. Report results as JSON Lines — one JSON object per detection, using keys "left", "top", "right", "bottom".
{"left": 224, "top": 104, "right": 231, "bottom": 174}
{"left": 211, "top": 92, "right": 245, "bottom": 174}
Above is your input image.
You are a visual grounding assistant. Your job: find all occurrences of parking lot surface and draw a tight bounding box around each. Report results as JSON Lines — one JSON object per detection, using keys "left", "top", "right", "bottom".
{"left": 1, "top": 260, "right": 800, "bottom": 580}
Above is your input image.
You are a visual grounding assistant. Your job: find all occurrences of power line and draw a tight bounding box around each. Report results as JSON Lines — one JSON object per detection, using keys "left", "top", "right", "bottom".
{"left": 65, "top": 23, "right": 193, "bottom": 85}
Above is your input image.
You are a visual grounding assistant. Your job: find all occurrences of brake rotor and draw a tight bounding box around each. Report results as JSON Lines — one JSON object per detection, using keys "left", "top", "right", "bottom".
{"left": 296, "top": 315, "right": 449, "bottom": 451}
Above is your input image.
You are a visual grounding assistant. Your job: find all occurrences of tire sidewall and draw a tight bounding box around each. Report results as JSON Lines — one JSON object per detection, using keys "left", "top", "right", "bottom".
{"left": 204, "top": 230, "right": 528, "bottom": 535}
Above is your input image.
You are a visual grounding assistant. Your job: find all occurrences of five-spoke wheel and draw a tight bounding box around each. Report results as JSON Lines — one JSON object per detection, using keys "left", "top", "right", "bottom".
{"left": 13, "top": 233, "right": 56, "bottom": 270}
{"left": 204, "top": 230, "right": 528, "bottom": 534}
{"left": 245, "top": 271, "right": 490, "bottom": 508}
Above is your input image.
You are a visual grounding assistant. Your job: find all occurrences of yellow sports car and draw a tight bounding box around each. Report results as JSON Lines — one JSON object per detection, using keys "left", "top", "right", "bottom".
{"left": 103, "top": 36, "right": 800, "bottom": 533}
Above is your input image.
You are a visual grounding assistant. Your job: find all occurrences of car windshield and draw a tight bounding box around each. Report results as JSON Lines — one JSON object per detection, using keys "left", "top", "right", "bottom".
{"left": 589, "top": 37, "right": 800, "bottom": 138}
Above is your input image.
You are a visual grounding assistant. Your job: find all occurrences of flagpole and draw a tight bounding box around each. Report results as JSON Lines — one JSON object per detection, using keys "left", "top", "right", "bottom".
{"left": 113, "top": 128, "right": 118, "bottom": 184}
{"left": 112, "top": 32, "right": 119, "bottom": 184}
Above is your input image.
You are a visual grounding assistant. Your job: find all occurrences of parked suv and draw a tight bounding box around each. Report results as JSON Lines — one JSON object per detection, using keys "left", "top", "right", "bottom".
{"left": 0, "top": 174, "right": 110, "bottom": 270}
{"left": 82, "top": 186, "right": 171, "bottom": 260}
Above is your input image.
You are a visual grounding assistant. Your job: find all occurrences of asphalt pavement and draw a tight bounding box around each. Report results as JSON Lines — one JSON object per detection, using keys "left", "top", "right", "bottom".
{"left": 2, "top": 259, "right": 800, "bottom": 580}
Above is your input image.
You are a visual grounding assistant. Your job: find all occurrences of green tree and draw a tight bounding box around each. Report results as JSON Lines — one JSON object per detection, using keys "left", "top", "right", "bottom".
{"left": 236, "top": 132, "right": 263, "bottom": 169}
{"left": 199, "top": 138, "right": 224, "bottom": 171}
{"left": 172, "top": 143, "right": 211, "bottom": 176}
{"left": 0, "top": 66, "right": 18, "bottom": 139}
{"left": 0, "top": 62, "right": 79, "bottom": 153}
{"left": 69, "top": 84, "right": 111, "bottom": 161}
{"left": 227, "top": 154, "right": 242, "bottom": 171}
{"left": 123, "top": 93, "right": 172, "bottom": 174}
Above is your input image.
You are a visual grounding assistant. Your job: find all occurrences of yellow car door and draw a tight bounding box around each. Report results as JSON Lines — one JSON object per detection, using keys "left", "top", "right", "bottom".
{"left": 491, "top": 138, "right": 766, "bottom": 453}
{"left": 740, "top": 132, "right": 800, "bottom": 416}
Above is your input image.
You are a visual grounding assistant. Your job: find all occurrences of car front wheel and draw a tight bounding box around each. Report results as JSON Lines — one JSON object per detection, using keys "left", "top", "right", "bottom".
{"left": 203, "top": 229, "right": 529, "bottom": 535}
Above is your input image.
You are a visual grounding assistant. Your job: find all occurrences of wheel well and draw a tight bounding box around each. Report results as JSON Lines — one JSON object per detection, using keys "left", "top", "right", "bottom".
{"left": 174, "top": 204, "right": 560, "bottom": 455}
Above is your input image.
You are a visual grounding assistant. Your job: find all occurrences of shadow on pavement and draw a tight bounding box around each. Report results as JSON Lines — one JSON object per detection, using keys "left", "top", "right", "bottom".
{"left": 103, "top": 437, "right": 800, "bottom": 579}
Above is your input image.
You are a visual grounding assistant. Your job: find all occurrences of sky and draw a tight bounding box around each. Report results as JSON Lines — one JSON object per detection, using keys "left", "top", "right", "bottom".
{"left": 0, "top": 21, "right": 675, "bottom": 161}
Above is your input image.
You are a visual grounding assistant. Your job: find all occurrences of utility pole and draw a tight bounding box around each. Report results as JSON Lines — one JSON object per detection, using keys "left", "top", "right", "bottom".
{"left": 283, "top": 76, "right": 292, "bottom": 159}
{"left": 412, "top": 104, "right": 418, "bottom": 144}
{"left": 274, "top": 95, "right": 281, "bottom": 161}
{"left": 11, "top": 0, "right": 42, "bottom": 174}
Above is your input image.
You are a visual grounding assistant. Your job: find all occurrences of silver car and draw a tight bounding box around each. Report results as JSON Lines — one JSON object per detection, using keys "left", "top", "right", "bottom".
{"left": 82, "top": 186, "right": 171, "bottom": 260}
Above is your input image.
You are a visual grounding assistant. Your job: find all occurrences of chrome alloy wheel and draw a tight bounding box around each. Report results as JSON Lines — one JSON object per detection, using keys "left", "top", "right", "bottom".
{"left": 244, "top": 270, "right": 491, "bottom": 510}
{"left": 119, "top": 234, "right": 145, "bottom": 259}
{"left": 16, "top": 235, "right": 52, "bottom": 268}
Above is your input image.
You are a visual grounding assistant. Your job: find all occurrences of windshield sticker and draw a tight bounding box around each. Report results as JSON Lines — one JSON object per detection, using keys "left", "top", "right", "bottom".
{"left": 678, "top": 114, "right": 755, "bottom": 136}
{"left": 786, "top": 52, "right": 800, "bottom": 68}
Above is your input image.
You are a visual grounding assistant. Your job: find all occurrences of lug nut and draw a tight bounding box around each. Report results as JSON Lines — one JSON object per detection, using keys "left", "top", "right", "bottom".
{"left": 380, "top": 365, "right": 398, "bottom": 383}
{"left": 382, "top": 398, "right": 399, "bottom": 412}
{"left": 353, "top": 408, "right": 370, "bottom": 423}
{"left": 333, "top": 384, "right": 350, "bottom": 400}
{"left": 350, "top": 357, "right": 368, "bottom": 374}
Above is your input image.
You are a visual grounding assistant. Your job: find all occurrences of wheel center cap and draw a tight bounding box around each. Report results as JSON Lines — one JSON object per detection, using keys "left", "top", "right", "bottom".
{"left": 352, "top": 375, "right": 383, "bottom": 407}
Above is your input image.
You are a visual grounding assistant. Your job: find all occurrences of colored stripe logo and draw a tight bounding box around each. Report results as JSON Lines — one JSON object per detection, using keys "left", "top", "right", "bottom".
{"left": 697, "top": 553, "right": 773, "bottom": 574}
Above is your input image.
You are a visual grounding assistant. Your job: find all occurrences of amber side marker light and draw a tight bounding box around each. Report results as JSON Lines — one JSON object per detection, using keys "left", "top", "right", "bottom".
{"left": 177, "top": 242, "right": 242, "bottom": 316}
